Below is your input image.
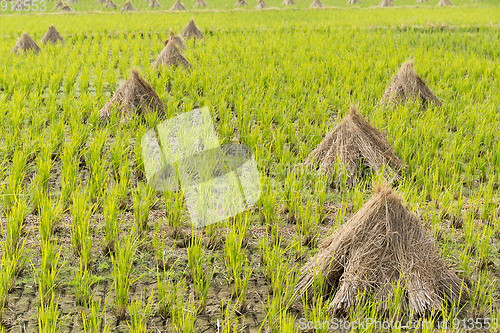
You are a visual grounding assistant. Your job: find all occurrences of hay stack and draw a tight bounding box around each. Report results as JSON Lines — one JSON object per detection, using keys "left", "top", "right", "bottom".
{"left": 437, "top": 0, "right": 452, "bottom": 5}
{"left": 282, "top": 0, "right": 295, "bottom": 5}
{"left": 153, "top": 40, "right": 192, "bottom": 70}
{"left": 96, "top": 0, "right": 106, "bottom": 4}
{"left": 234, "top": 0, "right": 248, "bottom": 5}
{"left": 180, "top": 19, "right": 204, "bottom": 40}
{"left": 347, "top": 0, "right": 360, "bottom": 3}
{"left": 294, "top": 184, "right": 469, "bottom": 316}
{"left": 12, "top": 32, "right": 41, "bottom": 55}
{"left": 99, "top": 69, "right": 165, "bottom": 122}
{"left": 416, "top": 0, "right": 428, "bottom": 2}
{"left": 60, "top": 3, "right": 75, "bottom": 11}
{"left": 378, "top": 0, "right": 393, "bottom": 6}
{"left": 13, "top": 0, "right": 28, "bottom": 9}
{"left": 305, "top": 106, "right": 403, "bottom": 185}
{"left": 40, "top": 25, "right": 65, "bottom": 45}
{"left": 149, "top": 0, "right": 162, "bottom": 8}
{"left": 121, "top": 0, "right": 137, "bottom": 11}
{"left": 380, "top": 61, "right": 441, "bottom": 109}
{"left": 194, "top": 0, "right": 208, "bottom": 7}
{"left": 104, "top": 0, "right": 117, "bottom": 7}
{"left": 170, "top": 0, "right": 187, "bottom": 10}
{"left": 164, "top": 29, "right": 186, "bottom": 52}
{"left": 254, "top": 0, "right": 268, "bottom": 8}
{"left": 309, "top": 0, "right": 324, "bottom": 8}
{"left": 52, "top": 0, "right": 63, "bottom": 10}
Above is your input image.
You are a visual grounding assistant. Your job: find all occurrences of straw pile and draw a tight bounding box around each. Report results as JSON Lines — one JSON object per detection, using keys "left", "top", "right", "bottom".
{"left": 254, "top": 0, "right": 268, "bottom": 8}
{"left": 13, "top": 0, "right": 28, "bottom": 9}
{"left": 60, "top": 3, "right": 75, "bottom": 11}
{"left": 282, "top": 0, "right": 295, "bottom": 5}
{"left": 347, "top": 0, "right": 361, "bottom": 3}
{"left": 153, "top": 40, "right": 192, "bottom": 69}
{"left": 180, "top": 19, "right": 204, "bottom": 40}
{"left": 416, "top": 0, "right": 428, "bottom": 2}
{"left": 234, "top": 0, "right": 248, "bottom": 5}
{"left": 40, "top": 25, "right": 65, "bottom": 45}
{"left": 149, "top": 0, "right": 162, "bottom": 8}
{"left": 104, "top": 0, "right": 117, "bottom": 7}
{"left": 378, "top": 0, "right": 393, "bottom": 6}
{"left": 294, "top": 184, "right": 469, "bottom": 317}
{"left": 99, "top": 69, "right": 165, "bottom": 122}
{"left": 12, "top": 32, "right": 41, "bottom": 55}
{"left": 305, "top": 106, "right": 404, "bottom": 186}
{"left": 164, "top": 29, "right": 186, "bottom": 52}
{"left": 170, "top": 0, "right": 187, "bottom": 10}
{"left": 438, "top": 0, "right": 452, "bottom": 5}
{"left": 96, "top": 0, "right": 106, "bottom": 4}
{"left": 121, "top": 0, "right": 137, "bottom": 11}
{"left": 310, "top": 0, "right": 324, "bottom": 8}
{"left": 52, "top": 0, "right": 63, "bottom": 10}
{"left": 194, "top": 0, "right": 208, "bottom": 6}
{"left": 380, "top": 61, "right": 442, "bottom": 109}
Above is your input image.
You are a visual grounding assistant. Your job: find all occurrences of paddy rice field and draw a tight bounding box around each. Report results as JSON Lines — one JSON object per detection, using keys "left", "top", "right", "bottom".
{"left": 1, "top": 2, "right": 500, "bottom": 332}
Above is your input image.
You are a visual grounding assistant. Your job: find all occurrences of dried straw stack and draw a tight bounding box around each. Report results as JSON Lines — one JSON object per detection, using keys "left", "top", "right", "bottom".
{"left": 294, "top": 184, "right": 469, "bottom": 316}
{"left": 12, "top": 32, "right": 41, "bottom": 55}
{"left": 305, "top": 106, "right": 404, "bottom": 186}
{"left": 153, "top": 40, "right": 192, "bottom": 70}
{"left": 99, "top": 69, "right": 165, "bottom": 122}
{"left": 310, "top": 0, "right": 324, "bottom": 7}
{"left": 180, "top": 19, "right": 204, "bottom": 40}
{"left": 380, "top": 61, "right": 442, "bottom": 109}
{"left": 170, "top": 0, "right": 187, "bottom": 10}
{"left": 40, "top": 25, "right": 65, "bottom": 45}
{"left": 164, "top": 29, "right": 186, "bottom": 52}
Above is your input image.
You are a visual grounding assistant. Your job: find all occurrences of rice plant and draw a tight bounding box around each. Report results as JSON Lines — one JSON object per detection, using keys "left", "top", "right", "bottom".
{"left": 111, "top": 231, "right": 139, "bottom": 320}
{"left": 127, "top": 289, "right": 154, "bottom": 333}
{"left": 187, "top": 234, "right": 213, "bottom": 313}
{"left": 70, "top": 190, "right": 96, "bottom": 268}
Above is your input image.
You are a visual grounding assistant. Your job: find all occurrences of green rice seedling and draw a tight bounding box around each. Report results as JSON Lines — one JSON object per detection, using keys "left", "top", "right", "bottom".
{"left": 469, "top": 271, "right": 496, "bottom": 319}
{"left": 187, "top": 234, "right": 213, "bottom": 313}
{"left": 103, "top": 184, "right": 120, "bottom": 255}
{"left": 157, "top": 268, "right": 186, "bottom": 319}
{"left": 133, "top": 184, "right": 156, "bottom": 235}
{"left": 30, "top": 145, "right": 53, "bottom": 212}
{"left": 259, "top": 181, "right": 278, "bottom": 226}
{"left": 171, "top": 293, "right": 197, "bottom": 333}
{"left": 203, "top": 222, "right": 223, "bottom": 250}
{"left": 70, "top": 190, "right": 96, "bottom": 267}
{"left": 85, "top": 130, "right": 109, "bottom": 204}
{"left": 224, "top": 221, "right": 252, "bottom": 305}
{"left": 127, "top": 289, "right": 154, "bottom": 333}
{"left": 350, "top": 180, "right": 367, "bottom": 213}
{"left": 111, "top": 231, "right": 139, "bottom": 320}
{"left": 278, "top": 311, "right": 298, "bottom": 333}
{"left": 282, "top": 172, "right": 301, "bottom": 223}
{"left": 2, "top": 150, "right": 27, "bottom": 214}
{"left": 82, "top": 297, "right": 111, "bottom": 333}
{"left": 117, "top": 161, "right": 131, "bottom": 209}
{"left": 36, "top": 240, "right": 62, "bottom": 306}
{"left": 386, "top": 275, "right": 406, "bottom": 322}
{"left": 477, "top": 224, "right": 493, "bottom": 269}
{"left": 164, "top": 189, "right": 185, "bottom": 239}
{"left": 38, "top": 195, "right": 62, "bottom": 243}
{"left": 220, "top": 299, "right": 241, "bottom": 333}
{"left": 297, "top": 196, "right": 318, "bottom": 247}
{"left": 0, "top": 255, "right": 15, "bottom": 322}
{"left": 37, "top": 292, "right": 64, "bottom": 333}
{"left": 110, "top": 131, "right": 130, "bottom": 178}
{"left": 61, "top": 141, "right": 80, "bottom": 208}
{"left": 73, "top": 259, "right": 98, "bottom": 308}
{"left": 314, "top": 175, "right": 327, "bottom": 223}
{"left": 2, "top": 196, "right": 27, "bottom": 259}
